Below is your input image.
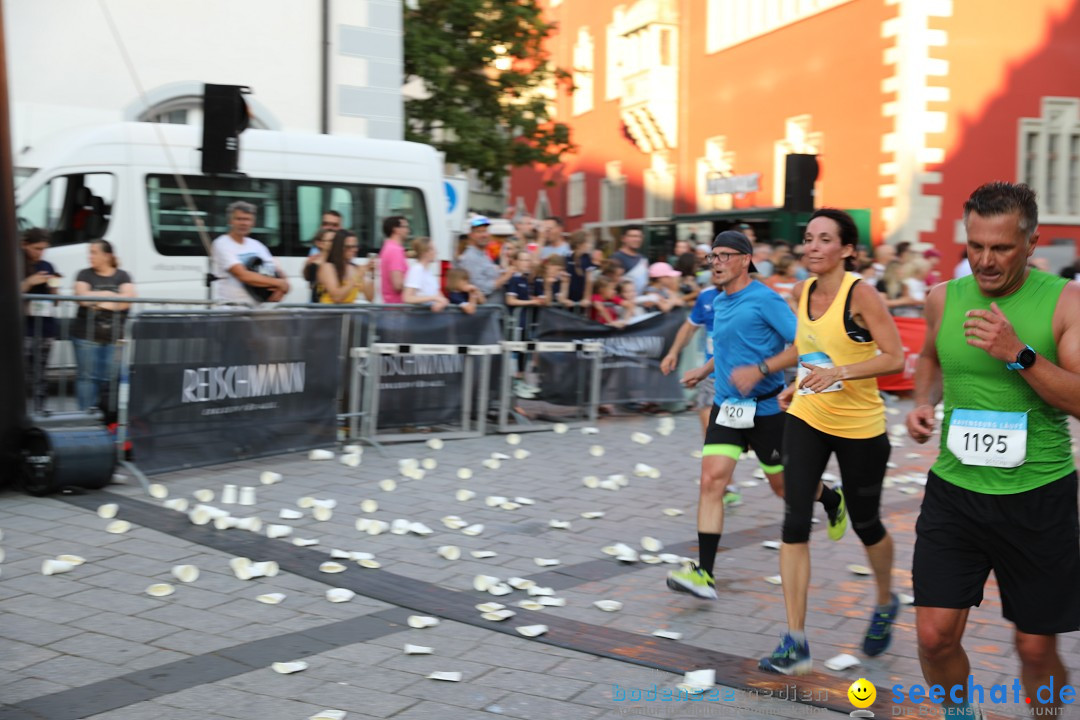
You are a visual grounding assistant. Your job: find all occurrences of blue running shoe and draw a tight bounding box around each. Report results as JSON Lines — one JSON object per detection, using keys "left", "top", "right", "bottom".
{"left": 758, "top": 633, "right": 811, "bottom": 675}
{"left": 863, "top": 593, "right": 900, "bottom": 657}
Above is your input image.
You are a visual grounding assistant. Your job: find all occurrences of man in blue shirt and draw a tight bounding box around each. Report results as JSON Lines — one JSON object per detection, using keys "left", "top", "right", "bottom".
{"left": 666, "top": 231, "right": 845, "bottom": 600}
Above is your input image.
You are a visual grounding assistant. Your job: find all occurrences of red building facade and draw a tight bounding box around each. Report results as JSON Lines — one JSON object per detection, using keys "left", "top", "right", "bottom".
{"left": 509, "top": 0, "right": 1080, "bottom": 270}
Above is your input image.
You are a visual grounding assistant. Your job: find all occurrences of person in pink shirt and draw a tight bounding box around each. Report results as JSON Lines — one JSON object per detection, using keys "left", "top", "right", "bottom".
{"left": 379, "top": 215, "right": 410, "bottom": 303}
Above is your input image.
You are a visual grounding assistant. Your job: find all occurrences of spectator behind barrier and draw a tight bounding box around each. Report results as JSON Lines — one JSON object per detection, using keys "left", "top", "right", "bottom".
{"left": 446, "top": 268, "right": 485, "bottom": 314}
{"left": 668, "top": 239, "right": 691, "bottom": 267}
{"left": 21, "top": 228, "right": 59, "bottom": 414}
{"left": 924, "top": 247, "right": 943, "bottom": 285}
{"left": 590, "top": 276, "right": 623, "bottom": 326}
{"left": 211, "top": 201, "right": 289, "bottom": 305}
{"left": 618, "top": 279, "right": 644, "bottom": 323}
{"left": 566, "top": 230, "right": 596, "bottom": 307}
{"left": 642, "top": 261, "right": 686, "bottom": 313}
{"left": 611, "top": 226, "right": 649, "bottom": 293}
{"left": 303, "top": 229, "right": 334, "bottom": 303}
{"left": 378, "top": 215, "right": 410, "bottom": 303}
{"left": 674, "top": 252, "right": 701, "bottom": 304}
{"left": 72, "top": 239, "right": 136, "bottom": 412}
{"left": 537, "top": 254, "right": 572, "bottom": 308}
{"left": 540, "top": 217, "right": 570, "bottom": 259}
{"left": 317, "top": 230, "right": 373, "bottom": 304}
{"left": 403, "top": 237, "right": 449, "bottom": 312}
{"left": 457, "top": 216, "right": 514, "bottom": 298}
{"left": 764, "top": 254, "right": 800, "bottom": 302}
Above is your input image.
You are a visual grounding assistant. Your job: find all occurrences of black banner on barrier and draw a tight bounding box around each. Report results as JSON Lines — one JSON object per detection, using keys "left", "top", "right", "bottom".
{"left": 369, "top": 306, "right": 502, "bottom": 429}
{"left": 535, "top": 309, "right": 687, "bottom": 405}
{"left": 128, "top": 312, "right": 342, "bottom": 474}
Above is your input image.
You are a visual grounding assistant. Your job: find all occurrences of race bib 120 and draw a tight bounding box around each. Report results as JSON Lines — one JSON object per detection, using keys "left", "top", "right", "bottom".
{"left": 946, "top": 409, "right": 1027, "bottom": 468}
{"left": 716, "top": 398, "right": 757, "bottom": 429}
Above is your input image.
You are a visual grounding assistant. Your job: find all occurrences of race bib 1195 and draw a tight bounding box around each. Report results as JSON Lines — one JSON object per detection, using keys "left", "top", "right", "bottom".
{"left": 946, "top": 409, "right": 1027, "bottom": 468}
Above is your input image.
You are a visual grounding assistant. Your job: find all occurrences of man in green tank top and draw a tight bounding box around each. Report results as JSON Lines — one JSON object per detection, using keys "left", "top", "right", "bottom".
{"left": 907, "top": 182, "right": 1080, "bottom": 716}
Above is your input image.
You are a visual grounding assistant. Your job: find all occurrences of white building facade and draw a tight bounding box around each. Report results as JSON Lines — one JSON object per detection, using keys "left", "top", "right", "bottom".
{"left": 5, "top": 0, "right": 403, "bottom": 175}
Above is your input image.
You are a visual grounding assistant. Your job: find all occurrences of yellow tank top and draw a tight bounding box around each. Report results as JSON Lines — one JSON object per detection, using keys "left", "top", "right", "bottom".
{"left": 318, "top": 268, "right": 361, "bottom": 304}
{"left": 787, "top": 272, "right": 885, "bottom": 439}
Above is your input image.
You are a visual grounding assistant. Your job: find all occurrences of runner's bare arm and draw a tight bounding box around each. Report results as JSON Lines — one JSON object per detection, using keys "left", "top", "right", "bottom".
{"left": 661, "top": 319, "right": 699, "bottom": 375}
{"left": 907, "top": 282, "right": 945, "bottom": 442}
{"left": 969, "top": 281, "right": 1080, "bottom": 419}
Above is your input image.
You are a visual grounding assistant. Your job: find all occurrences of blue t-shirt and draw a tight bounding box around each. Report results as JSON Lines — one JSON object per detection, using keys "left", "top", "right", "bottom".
{"left": 710, "top": 280, "right": 796, "bottom": 416}
{"left": 688, "top": 286, "right": 720, "bottom": 361}
{"left": 505, "top": 272, "right": 531, "bottom": 301}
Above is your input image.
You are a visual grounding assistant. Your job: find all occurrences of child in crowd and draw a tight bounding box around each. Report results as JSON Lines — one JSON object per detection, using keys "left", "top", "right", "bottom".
{"left": 567, "top": 231, "right": 596, "bottom": 306}
{"left": 618, "top": 279, "right": 644, "bottom": 323}
{"left": 536, "top": 255, "right": 572, "bottom": 307}
{"left": 446, "top": 268, "right": 485, "bottom": 314}
{"left": 590, "top": 276, "right": 623, "bottom": 325}
{"left": 505, "top": 250, "right": 547, "bottom": 397}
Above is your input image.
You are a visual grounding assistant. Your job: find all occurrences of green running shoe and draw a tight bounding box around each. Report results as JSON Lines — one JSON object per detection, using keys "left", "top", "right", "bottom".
{"left": 666, "top": 563, "right": 718, "bottom": 600}
{"left": 827, "top": 487, "right": 848, "bottom": 541}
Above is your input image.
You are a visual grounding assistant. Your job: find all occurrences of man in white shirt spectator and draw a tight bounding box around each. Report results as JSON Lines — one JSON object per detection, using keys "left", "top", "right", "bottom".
{"left": 211, "top": 201, "right": 289, "bottom": 305}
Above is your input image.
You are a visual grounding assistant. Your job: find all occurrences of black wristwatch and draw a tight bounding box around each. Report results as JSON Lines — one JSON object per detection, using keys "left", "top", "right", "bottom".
{"left": 757, "top": 361, "right": 770, "bottom": 376}
{"left": 1006, "top": 345, "right": 1037, "bottom": 371}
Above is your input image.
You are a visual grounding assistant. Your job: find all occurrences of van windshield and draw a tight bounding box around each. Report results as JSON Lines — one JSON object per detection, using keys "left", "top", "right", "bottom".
{"left": 147, "top": 174, "right": 430, "bottom": 257}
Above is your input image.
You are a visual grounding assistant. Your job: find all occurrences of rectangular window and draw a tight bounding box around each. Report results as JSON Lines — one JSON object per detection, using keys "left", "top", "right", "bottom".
{"left": 1017, "top": 98, "right": 1080, "bottom": 223}
{"left": 1024, "top": 131, "right": 1039, "bottom": 187}
{"left": 568, "top": 172, "right": 586, "bottom": 217}
{"left": 601, "top": 178, "right": 626, "bottom": 223}
{"left": 146, "top": 176, "right": 430, "bottom": 257}
{"left": 147, "top": 175, "right": 284, "bottom": 257}
{"left": 16, "top": 172, "right": 115, "bottom": 247}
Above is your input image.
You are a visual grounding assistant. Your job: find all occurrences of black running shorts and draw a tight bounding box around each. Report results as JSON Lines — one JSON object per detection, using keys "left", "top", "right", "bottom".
{"left": 703, "top": 404, "right": 785, "bottom": 470}
{"left": 913, "top": 470, "right": 1080, "bottom": 635}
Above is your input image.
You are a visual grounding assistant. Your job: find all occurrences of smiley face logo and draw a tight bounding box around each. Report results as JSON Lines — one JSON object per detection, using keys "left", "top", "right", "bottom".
{"left": 848, "top": 678, "right": 876, "bottom": 709}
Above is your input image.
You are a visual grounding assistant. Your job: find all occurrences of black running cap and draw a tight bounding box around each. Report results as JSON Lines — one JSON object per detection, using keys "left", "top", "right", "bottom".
{"left": 711, "top": 230, "right": 758, "bottom": 274}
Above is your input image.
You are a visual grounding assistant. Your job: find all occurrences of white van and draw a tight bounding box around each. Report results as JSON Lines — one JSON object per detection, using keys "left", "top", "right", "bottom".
{"left": 15, "top": 122, "right": 451, "bottom": 303}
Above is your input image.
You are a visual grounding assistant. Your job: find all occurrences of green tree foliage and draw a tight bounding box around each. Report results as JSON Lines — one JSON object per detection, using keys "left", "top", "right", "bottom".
{"left": 404, "top": 0, "right": 576, "bottom": 188}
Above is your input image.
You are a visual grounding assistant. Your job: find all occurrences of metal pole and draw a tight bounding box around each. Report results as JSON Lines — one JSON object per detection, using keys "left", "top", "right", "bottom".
{"left": 0, "top": 3, "right": 28, "bottom": 484}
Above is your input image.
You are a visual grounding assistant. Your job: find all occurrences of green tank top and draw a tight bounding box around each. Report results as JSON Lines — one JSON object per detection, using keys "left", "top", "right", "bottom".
{"left": 932, "top": 270, "right": 1074, "bottom": 493}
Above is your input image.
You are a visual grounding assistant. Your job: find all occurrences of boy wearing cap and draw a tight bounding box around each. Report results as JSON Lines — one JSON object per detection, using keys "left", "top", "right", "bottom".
{"left": 668, "top": 231, "right": 846, "bottom": 600}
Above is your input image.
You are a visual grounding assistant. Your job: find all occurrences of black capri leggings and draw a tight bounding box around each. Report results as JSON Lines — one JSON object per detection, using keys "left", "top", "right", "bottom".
{"left": 781, "top": 415, "right": 891, "bottom": 546}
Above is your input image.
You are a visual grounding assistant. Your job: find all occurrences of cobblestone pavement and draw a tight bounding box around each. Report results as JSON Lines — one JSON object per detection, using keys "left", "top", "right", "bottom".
{"left": 1, "top": 398, "right": 1078, "bottom": 720}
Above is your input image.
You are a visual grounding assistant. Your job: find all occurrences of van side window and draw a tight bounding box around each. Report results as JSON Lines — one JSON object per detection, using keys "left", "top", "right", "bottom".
{"left": 293, "top": 182, "right": 430, "bottom": 256}
{"left": 16, "top": 173, "right": 115, "bottom": 247}
{"left": 147, "top": 175, "right": 283, "bottom": 256}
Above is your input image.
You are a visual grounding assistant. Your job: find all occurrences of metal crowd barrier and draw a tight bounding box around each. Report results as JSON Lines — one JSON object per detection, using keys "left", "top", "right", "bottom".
{"left": 498, "top": 338, "right": 603, "bottom": 433}
{"left": 22, "top": 294, "right": 218, "bottom": 419}
{"left": 19, "top": 296, "right": 609, "bottom": 476}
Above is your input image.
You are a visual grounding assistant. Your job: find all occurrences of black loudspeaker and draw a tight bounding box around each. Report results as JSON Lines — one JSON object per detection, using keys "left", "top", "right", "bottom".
{"left": 784, "top": 154, "right": 819, "bottom": 213}
{"left": 20, "top": 423, "right": 116, "bottom": 496}
{"left": 201, "top": 84, "right": 251, "bottom": 175}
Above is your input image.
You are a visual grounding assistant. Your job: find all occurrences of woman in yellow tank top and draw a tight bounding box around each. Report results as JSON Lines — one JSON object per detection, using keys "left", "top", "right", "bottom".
{"left": 318, "top": 230, "right": 374, "bottom": 304}
{"left": 759, "top": 209, "right": 906, "bottom": 676}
